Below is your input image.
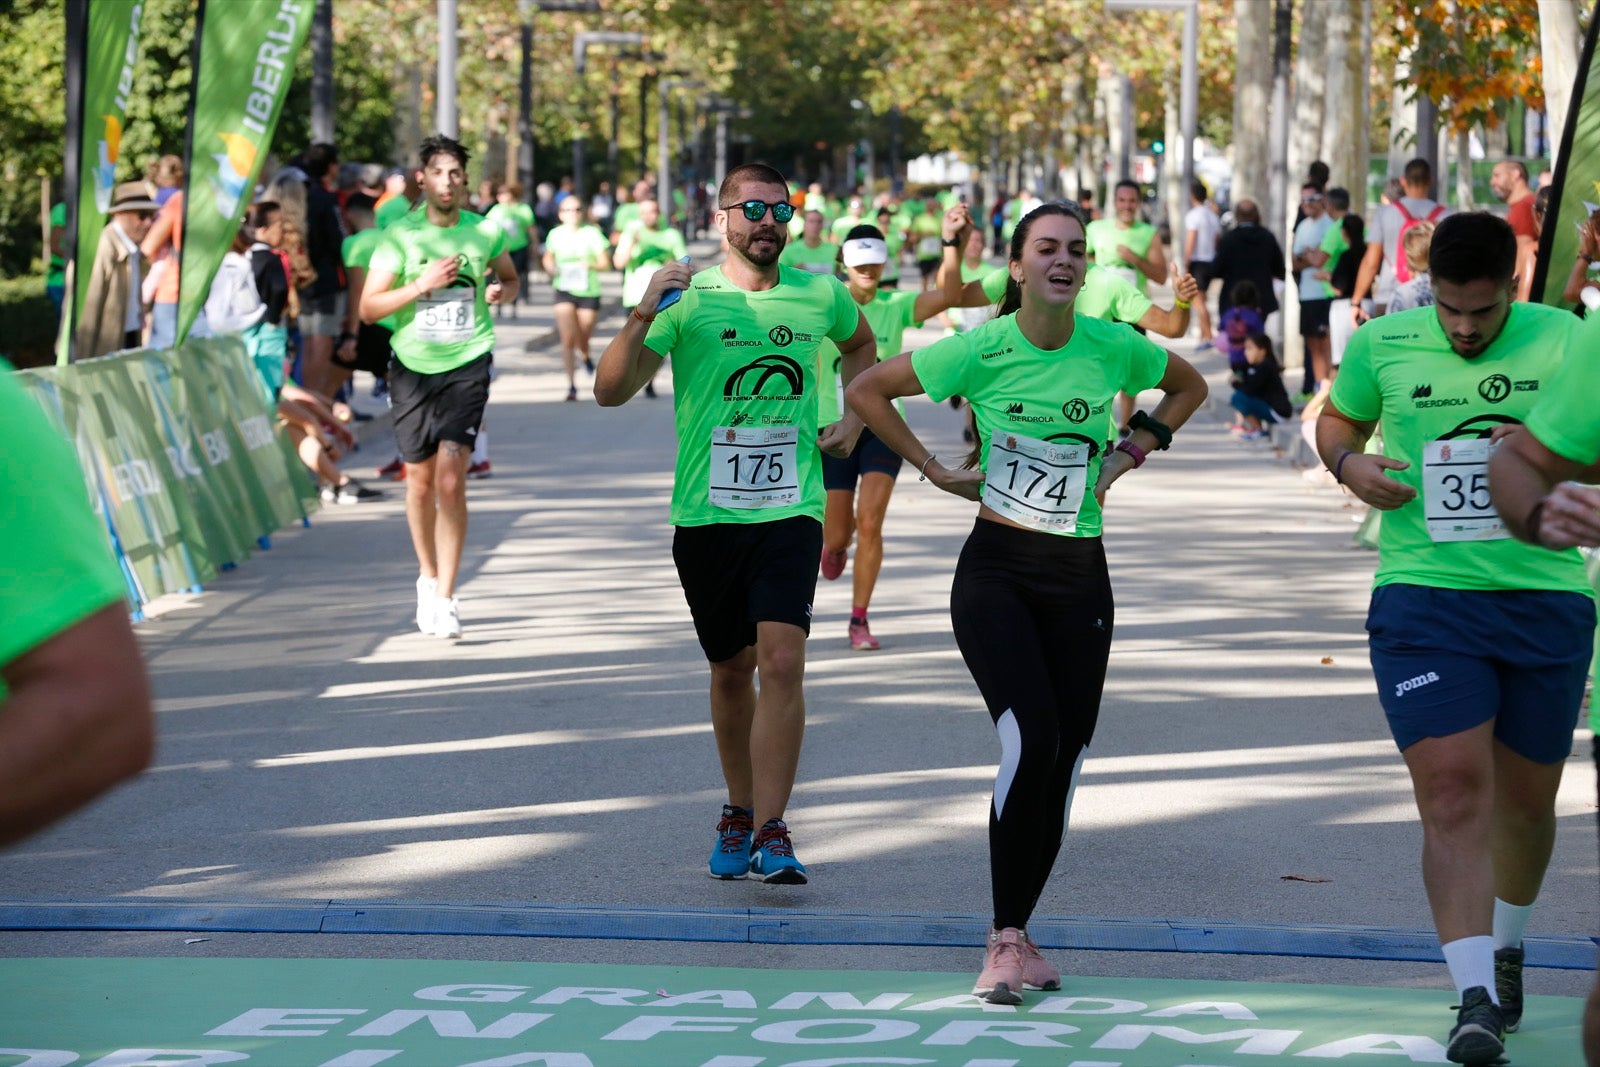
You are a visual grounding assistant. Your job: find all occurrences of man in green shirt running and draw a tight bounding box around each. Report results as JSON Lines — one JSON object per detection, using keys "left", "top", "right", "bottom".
{"left": 596, "top": 162, "right": 876, "bottom": 885}
{"left": 779, "top": 211, "right": 838, "bottom": 275}
{"left": 1485, "top": 322, "right": 1600, "bottom": 1066}
{"left": 1317, "top": 213, "right": 1596, "bottom": 1066}
{"left": 1085, "top": 180, "right": 1166, "bottom": 297}
{"left": 360, "top": 134, "right": 519, "bottom": 641}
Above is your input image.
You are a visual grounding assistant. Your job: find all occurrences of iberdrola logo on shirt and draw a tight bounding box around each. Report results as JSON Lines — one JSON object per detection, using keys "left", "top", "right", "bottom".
{"left": 724, "top": 355, "right": 804, "bottom": 401}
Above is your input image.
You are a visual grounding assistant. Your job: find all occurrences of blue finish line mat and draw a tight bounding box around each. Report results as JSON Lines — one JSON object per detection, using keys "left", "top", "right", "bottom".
{"left": 0, "top": 957, "right": 1584, "bottom": 1066}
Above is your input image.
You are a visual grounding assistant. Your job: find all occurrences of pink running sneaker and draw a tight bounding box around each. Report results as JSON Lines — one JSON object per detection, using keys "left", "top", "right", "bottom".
{"left": 1020, "top": 930, "right": 1061, "bottom": 990}
{"left": 848, "top": 616, "right": 880, "bottom": 651}
{"left": 973, "top": 927, "right": 1026, "bottom": 1005}
{"left": 820, "top": 546, "right": 847, "bottom": 580}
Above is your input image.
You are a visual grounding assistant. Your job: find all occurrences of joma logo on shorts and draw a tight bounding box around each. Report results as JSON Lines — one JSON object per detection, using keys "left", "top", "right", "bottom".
{"left": 1395, "top": 671, "right": 1440, "bottom": 697}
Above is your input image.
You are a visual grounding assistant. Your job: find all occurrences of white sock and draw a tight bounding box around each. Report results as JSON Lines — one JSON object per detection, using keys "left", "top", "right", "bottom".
{"left": 1492, "top": 898, "right": 1534, "bottom": 950}
{"left": 1441, "top": 935, "right": 1499, "bottom": 1003}
{"left": 471, "top": 426, "right": 488, "bottom": 465}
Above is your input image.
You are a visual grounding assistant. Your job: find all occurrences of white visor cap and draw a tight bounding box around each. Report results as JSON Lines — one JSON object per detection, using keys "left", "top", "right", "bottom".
{"left": 840, "top": 237, "right": 889, "bottom": 267}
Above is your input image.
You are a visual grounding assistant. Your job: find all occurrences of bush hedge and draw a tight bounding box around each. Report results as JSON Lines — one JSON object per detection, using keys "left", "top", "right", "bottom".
{"left": 0, "top": 274, "right": 60, "bottom": 369}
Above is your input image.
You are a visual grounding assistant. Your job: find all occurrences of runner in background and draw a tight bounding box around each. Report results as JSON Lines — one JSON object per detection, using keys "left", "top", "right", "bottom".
{"left": 614, "top": 196, "right": 688, "bottom": 399}
{"left": 1183, "top": 179, "right": 1219, "bottom": 351}
{"left": 817, "top": 207, "right": 969, "bottom": 651}
{"left": 1085, "top": 180, "right": 1169, "bottom": 434}
{"left": 595, "top": 162, "right": 876, "bottom": 886}
{"left": 909, "top": 195, "right": 945, "bottom": 290}
{"left": 778, "top": 211, "right": 837, "bottom": 274}
{"left": 846, "top": 201, "right": 1206, "bottom": 1005}
{"left": 874, "top": 205, "right": 905, "bottom": 290}
{"left": 1317, "top": 213, "right": 1594, "bottom": 1066}
{"left": 542, "top": 196, "right": 612, "bottom": 402}
{"left": 360, "top": 134, "right": 519, "bottom": 640}
{"left": 486, "top": 182, "right": 537, "bottom": 320}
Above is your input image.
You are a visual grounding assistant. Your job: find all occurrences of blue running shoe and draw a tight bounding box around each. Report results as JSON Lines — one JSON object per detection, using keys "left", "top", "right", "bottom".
{"left": 708, "top": 804, "right": 754, "bottom": 879}
{"left": 749, "top": 818, "right": 808, "bottom": 885}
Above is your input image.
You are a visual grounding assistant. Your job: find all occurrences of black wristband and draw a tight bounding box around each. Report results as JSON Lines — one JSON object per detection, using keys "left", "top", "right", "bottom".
{"left": 941, "top": 237, "right": 961, "bottom": 248}
{"left": 1333, "top": 449, "right": 1354, "bottom": 484}
{"left": 1128, "top": 409, "right": 1173, "bottom": 450}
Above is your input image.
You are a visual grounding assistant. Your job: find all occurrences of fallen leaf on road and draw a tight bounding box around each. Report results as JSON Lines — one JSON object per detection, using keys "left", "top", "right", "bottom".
{"left": 1280, "top": 874, "right": 1332, "bottom": 883}
{"left": 1320, "top": 656, "right": 1335, "bottom": 665}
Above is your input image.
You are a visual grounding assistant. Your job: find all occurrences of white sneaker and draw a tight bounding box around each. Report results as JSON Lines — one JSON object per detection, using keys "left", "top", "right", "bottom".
{"left": 416, "top": 576, "right": 437, "bottom": 633}
{"left": 434, "top": 596, "right": 462, "bottom": 639}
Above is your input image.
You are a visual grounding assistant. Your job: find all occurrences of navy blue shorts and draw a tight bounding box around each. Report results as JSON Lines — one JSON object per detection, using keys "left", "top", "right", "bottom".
{"left": 1366, "top": 583, "right": 1596, "bottom": 763}
{"left": 821, "top": 427, "right": 903, "bottom": 491}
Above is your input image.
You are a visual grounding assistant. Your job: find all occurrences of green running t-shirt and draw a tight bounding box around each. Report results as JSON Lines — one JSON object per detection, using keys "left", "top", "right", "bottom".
{"left": 1524, "top": 313, "right": 1600, "bottom": 467}
{"left": 485, "top": 201, "right": 535, "bottom": 253}
{"left": 46, "top": 202, "right": 67, "bottom": 289}
{"left": 779, "top": 239, "right": 838, "bottom": 275}
{"left": 979, "top": 263, "right": 1154, "bottom": 324}
{"left": 545, "top": 224, "right": 609, "bottom": 298}
{"left": 1329, "top": 303, "right": 1590, "bottom": 593}
{"left": 1085, "top": 218, "right": 1157, "bottom": 295}
{"left": 1, "top": 363, "right": 127, "bottom": 692}
{"left": 619, "top": 222, "right": 688, "bottom": 309}
{"left": 643, "top": 265, "right": 863, "bottom": 527}
{"left": 1319, "top": 223, "right": 1349, "bottom": 299}
{"left": 368, "top": 209, "right": 508, "bottom": 374}
{"left": 375, "top": 195, "right": 416, "bottom": 230}
{"left": 817, "top": 288, "right": 920, "bottom": 425}
{"left": 911, "top": 313, "right": 1168, "bottom": 538}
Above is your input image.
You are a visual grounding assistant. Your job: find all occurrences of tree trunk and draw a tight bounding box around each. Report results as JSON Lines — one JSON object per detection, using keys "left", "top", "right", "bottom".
{"left": 1267, "top": 0, "right": 1292, "bottom": 248}
{"left": 1348, "top": 0, "right": 1372, "bottom": 217}
{"left": 1164, "top": 64, "right": 1182, "bottom": 254}
{"left": 1539, "top": 0, "right": 1583, "bottom": 162}
{"left": 1455, "top": 127, "right": 1474, "bottom": 209}
{"left": 1388, "top": 47, "right": 1417, "bottom": 180}
{"left": 1321, "top": 0, "right": 1351, "bottom": 186}
{"left": 1290, "top": 0, "right": 1327, "bottom": 195}
{"left": 1233, "top": 0, "right": 1272, "bottom": 207}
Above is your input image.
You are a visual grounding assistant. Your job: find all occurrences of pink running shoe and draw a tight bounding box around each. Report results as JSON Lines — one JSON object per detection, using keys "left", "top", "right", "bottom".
{"left": 848, "top": 616, "right": 880, "bottom": 651}
{"left": 820, "top": 546, "right": 847, "bottom": 580}
{"left": 1020, "top": 931, "right": 1061, "bottom": 990}
{"left": 973, "top": 927, "right": 1026, "bottom": 1005}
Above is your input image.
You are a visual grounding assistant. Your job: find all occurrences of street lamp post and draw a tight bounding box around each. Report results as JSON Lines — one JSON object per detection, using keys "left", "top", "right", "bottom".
{"left": 437, "top": 0, "right": 458, "bottom": 137}
{"left": 658, "top": 77, "right": 703, "bottom": 223}
{"left": 572, "top": 30, "right": 646, "bottom": 203}
{"left": 517, "top": 0, "right": 600, "bottom": 206}
{"left": 1102, "top": 0, "right": 1197, "bottom": 202}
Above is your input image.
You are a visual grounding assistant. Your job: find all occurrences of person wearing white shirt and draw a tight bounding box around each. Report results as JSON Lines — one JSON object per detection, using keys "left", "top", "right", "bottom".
{"left": 1183, "top": 179, "right": 1221, "bottom": 350}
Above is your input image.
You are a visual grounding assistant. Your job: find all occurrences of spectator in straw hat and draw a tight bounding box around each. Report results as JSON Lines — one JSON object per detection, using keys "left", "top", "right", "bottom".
{"left": 74, "top": 180, "right": 161, "bottom": 360}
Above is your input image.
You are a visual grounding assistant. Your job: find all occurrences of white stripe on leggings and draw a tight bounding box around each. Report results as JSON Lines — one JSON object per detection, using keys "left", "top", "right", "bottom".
{"left": 992, "top": 709, "right": 1021, "bottom": 819}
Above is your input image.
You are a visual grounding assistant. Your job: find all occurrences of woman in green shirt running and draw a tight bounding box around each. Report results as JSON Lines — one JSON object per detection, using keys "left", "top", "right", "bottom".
{"left": 846, "top": 203, "right": 1207, "bottom": 1005}
{"left": 819, "top": 209, "right": 967, "bottom": 650}
{"left": 542, "top": 197, "right": 612, "bottom": 401}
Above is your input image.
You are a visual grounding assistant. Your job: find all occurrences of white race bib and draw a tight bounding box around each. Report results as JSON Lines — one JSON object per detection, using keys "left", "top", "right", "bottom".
{"left": 982, "top": 431, "right": 1090, "bottom": 533}
{"left": 1422, "top": 437, "right": 1507, "bottom": 542}
{"left": 916, "top": 235, "right": 942, "bottom": 259}
{"left": 557, "top": 262, "right": 590, "bottom": 293}
{"left": 710, "top": 426, "right": 800, "bottom": 509}
{"left": 801, "top": 262, "right": 834, "bottom": 274}
{"left": 622, "top": 264, "right": 658, "bottom": 308}
{"left": 415, "top": 286, "right": 474, "bottom": 344}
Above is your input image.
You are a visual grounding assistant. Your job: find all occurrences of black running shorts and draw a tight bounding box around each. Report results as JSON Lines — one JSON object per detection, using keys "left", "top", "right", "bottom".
{"left": 388, "top": 351, "right": 492, "bottom": 463}
{"left": 672, "top": 515, "right": 822, "bottom": 662}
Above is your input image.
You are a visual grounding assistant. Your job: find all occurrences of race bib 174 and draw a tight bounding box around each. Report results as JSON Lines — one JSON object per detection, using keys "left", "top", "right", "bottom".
{"left": 982, "top": 431, "right": 1090, "bottom": 534}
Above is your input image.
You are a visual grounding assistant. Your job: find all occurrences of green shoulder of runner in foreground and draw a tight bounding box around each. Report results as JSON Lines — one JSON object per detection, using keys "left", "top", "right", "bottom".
{"left": 1523, "top": 322, "right": 1600, "bottom": 468}
{"left": 643, "top": 264, "right": 862, "bottom": 527}
{"left": 368, "top": 208, "right": 508, "bottom": 375}
{"left": 1330, "top": 302, "right": 1590, "bottom": 595}
{"left": 910, "top": 312, "right": 1168, "bottom": 539}
{"left": 0, "top": 367, "right": 128, "bottom": 675}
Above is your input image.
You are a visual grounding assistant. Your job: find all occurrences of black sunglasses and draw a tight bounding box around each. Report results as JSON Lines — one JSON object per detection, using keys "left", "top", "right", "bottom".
{"left": 721, "top": 199, "right": 795, "bottom": 223}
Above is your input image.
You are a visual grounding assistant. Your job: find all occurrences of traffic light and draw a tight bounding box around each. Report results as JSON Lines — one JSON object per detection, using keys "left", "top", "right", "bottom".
{"left": 1152, "top": 140, "right": 1165, "bottom": 155}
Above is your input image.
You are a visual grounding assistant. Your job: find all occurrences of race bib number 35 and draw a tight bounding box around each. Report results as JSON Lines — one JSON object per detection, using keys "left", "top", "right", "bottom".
{"left": 710, "top": 426, "right": 801, "bottom": 509}
{"left": 415, "top": 286, "right": 474, "bottom": 344}
{"left": 1422, "top": 437, "right": 1508, "bottom": 542}
{"left": 982, "top": 431, "right": 1090, "bottom": 533}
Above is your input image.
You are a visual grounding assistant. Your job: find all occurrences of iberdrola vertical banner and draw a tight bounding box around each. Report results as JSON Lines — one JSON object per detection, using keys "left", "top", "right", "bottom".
{"left": 62, "top": 0, "right": 147, "bottom": 363}
{"left": 176, "top": 0, "right": 314, "bottom": 343}
{"left": 1532, "top": 10, "right": 1600, "bottom": 307}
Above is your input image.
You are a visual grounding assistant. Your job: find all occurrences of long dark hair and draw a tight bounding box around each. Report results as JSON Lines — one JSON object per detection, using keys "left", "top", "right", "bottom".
{"left": 963, "top": 201, "right": 1087, "bottom": 468}
{"left": 995, "top": 201, "right": 1087, "bottom": 317}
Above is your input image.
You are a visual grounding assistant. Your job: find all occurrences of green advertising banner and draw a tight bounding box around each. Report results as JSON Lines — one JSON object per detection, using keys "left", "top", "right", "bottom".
{"left": 0, "top": 957, "right": 1584, "bottom": 1066}
{"left": 177, "top": 0, "right": 315, "bottom": 343}
{"left": 66, "top": 0, "right": 147, "bottom": 359}
{"left": 1533, "top": 12, "right": 1600, "bottom": 306}
{"left": 130, "top": 350, "right": 259, "bottom": 569}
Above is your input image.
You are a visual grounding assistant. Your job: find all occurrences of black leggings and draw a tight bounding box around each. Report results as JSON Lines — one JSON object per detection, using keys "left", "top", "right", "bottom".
{"left": 950, "top": 519, "right": 1114, "bottom": 930}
